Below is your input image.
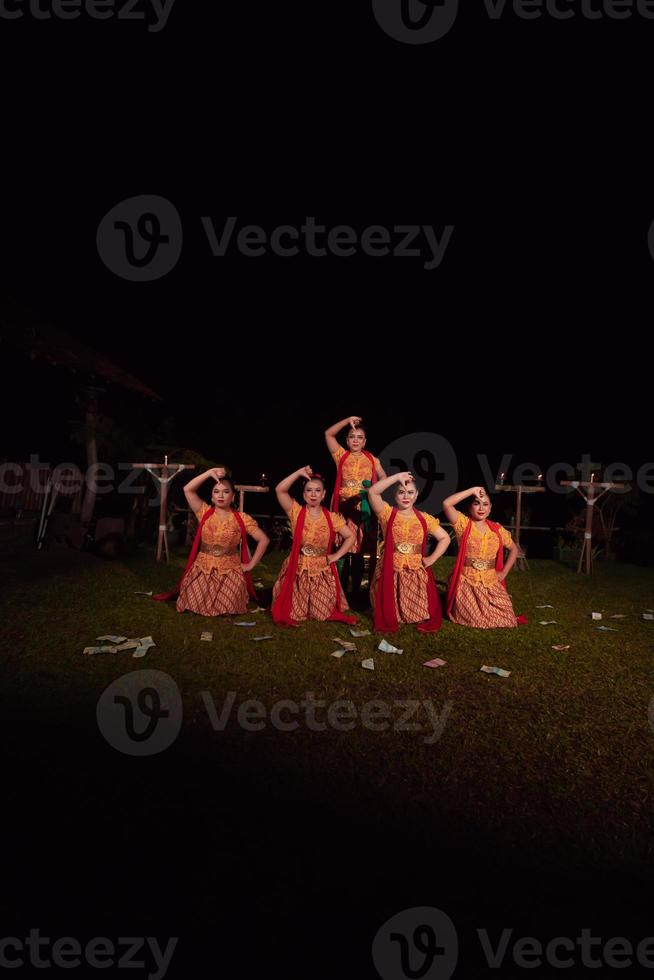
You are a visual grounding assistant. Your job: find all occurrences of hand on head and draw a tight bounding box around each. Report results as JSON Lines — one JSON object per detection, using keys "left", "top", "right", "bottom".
{"left": 349, "top": 416, "right": 362, "bottom": 429}
{"left": 299, "top": 465, "right": 313, "bottom": 480}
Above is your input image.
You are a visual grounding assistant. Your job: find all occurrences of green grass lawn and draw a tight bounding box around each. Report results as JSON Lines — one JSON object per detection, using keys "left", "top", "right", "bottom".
{"left": 3, "top": 543, "right": 654, "bottom": 876}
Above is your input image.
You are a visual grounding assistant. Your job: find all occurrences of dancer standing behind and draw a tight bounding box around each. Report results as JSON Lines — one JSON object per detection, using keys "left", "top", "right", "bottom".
{"left": 154, "top": 467, "right": 269, "bottom": 616}
{"left": 442, "top": 486, "right": 520, "bottom": 628}
{"left": 271, "top": 466, "right": 357, "bottom": 626}
{"left": 324, "top": 415, "right": 386, "bottom": 601}
{"left": 368, "top": 471, "right": 450, "bottom": 633}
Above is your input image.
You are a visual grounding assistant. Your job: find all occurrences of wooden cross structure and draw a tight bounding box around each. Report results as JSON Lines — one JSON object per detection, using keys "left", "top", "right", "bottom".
{"left": 560, "top": 479, "right": 625, "bottom": 574}
{"left": 235, "top": 484, "right": 269, "bottom": 513}
{"left": 494, "top": 481, "right": 546, "bottom": 571}
{"left": 133, "top": 457, "right": 195, "bottom": 561}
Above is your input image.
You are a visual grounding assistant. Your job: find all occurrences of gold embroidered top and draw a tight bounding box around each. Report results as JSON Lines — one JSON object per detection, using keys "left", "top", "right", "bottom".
{"left": 452, "top": 511, "right": 513, "bottom": 586}
{"left": 331, "top": 445, "right": 380, "bottom": 500}
{"left": 194, "top": 504, "right": 259, "bottom": 574}
{"left": 377, "top": 503, "right": 441, "bottom": 571}
{"left": 289, "top": 501, "right": 346, "bottom": 576}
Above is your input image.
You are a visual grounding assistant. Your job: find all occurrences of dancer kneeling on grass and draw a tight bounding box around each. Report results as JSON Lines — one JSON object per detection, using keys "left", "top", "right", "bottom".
{"left": 442, "top": 486, "right": 523, "bottom": 629}
{"left": 154, "top": 467, "right": 269, "bottom": 616}
{"left": 271, "top": 466, "right": 357, "bottom": 626}
{"left": 368, "top": 471, "right": 450, "bottom": 633}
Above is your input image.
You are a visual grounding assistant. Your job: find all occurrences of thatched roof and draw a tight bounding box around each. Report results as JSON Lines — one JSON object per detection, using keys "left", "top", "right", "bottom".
{"left": 0, "top": 301, "right": 160, "bottom": 400}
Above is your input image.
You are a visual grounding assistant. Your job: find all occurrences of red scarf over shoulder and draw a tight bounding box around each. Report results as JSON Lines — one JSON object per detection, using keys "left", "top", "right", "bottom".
{"left": 331, "top": 450, "right": 378, "bottom": 512}
{"left": 153, "top": 507, "right": 257, "bottom": 603}
{"left": 271, "top": 505, "right": 357, "bottom": 627}
{"left": 373, "top": 507, "right": 442, "bottom": 634}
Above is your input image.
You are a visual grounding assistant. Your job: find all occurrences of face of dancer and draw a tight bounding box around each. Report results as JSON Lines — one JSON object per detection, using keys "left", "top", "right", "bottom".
{"left": 346, "top": 427, "right": 366, "bottom": 453}
{"left": 468, "top": 494, "right": 491, "bottom": 521}
{"left": 303, "top": 480, "right": 326, "bottom": 509}
{"left": 395, "top": 479, "right": 417, "bottom": 511}
{"left": 212, "top": 480, "right": 235, "bottom": 510}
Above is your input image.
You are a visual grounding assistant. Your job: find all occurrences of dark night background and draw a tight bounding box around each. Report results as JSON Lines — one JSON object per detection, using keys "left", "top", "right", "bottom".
{"left": 1, "top": 1, "right": 654, "bottom": 977}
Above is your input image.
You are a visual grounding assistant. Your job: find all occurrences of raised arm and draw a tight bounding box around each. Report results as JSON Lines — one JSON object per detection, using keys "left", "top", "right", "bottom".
{"left": 368, "top": 470, "right": 411, "bottom": 517}
{"left": 183, "top": 466, "right": 228, "bottom": 516}
{"left": 276, "top": 465, "right": 313, "bottom": 515}
{"left": 324, "top": 416, "right": 361, "bottom": 455}
{"left": 442, "top": 486, "right": 486, "bottom": 526}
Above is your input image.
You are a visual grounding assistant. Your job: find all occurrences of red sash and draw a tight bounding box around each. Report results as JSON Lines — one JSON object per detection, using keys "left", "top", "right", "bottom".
{"left": 153, "top": 507, "right": 257, "bottom": 603}
{"left": 373, "top": 507, "right": 442, "bottom": 634}
{"left": 271, "top": 505, "right": 357, "bottom": 627}
{"left": 331, "top": 450, "right": 378, "bottom": 512}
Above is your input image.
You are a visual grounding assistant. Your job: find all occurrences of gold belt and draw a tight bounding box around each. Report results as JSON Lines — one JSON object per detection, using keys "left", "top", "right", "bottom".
{"left": 301, "top": 545, "right": 327, "bottom": 557}
{"left": 341, "top": 480, "right": 361, "bottom": 490}
{"left": 394, "top": 542, "right": 422, "bottom": 555}
{"left": 465, "top": 556, "right": 495, "bottom": 570}
{"left": 200, "top": 544, "right": 238, "bottom": 557}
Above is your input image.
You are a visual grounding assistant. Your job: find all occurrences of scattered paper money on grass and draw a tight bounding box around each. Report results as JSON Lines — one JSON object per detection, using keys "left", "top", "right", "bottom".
{"left": 200, "top": 632, "right": 213, "bottom": 642}
{"left": 536, "top": 604, "right": 553, "bottom": 609}
{"left": 332, "top": 638, "right": 357, "bottom": 651}
{"left": 331, "top": 650, "right": 347, "bottom": 658}
{"left": 350, "top": 629, "right": 371, "bottom": 637}
{"left": 234, "top": 622, "right": 256, "bottom": 627}
{"left": 609, "top": 614, "right": 626, "bottom": 619}
{"left": 539, "top": 621, "right": 557, "bottom": 626}
{"left": 133, "top": 591, "right": 153, "bottom": 596}
{"left": 424, "top": 658, "right": 447, "bottom": 668}
{"left": 552, "top": 644, "right": 570, "bottom": 651}
{"left": 85, "top": 635, "right": 155, "bottom": 658}
{"left": 596, "top": 626, "right": 618, "bottom": 632}
{"left": 361, "top": 658, "right": 375, "bottom": 671}
{"left": 252, "top": 635, "right": 273, "bottom": 642}
{"left": 378, "top": 638, "right": 403, "bottom": 654}
{"left": 480, "top": 665, "right": 511, "bottom": 677}
{"left": 96, "top": 635, "right": 127, "bottom": 644}
{"left": 643, "top": 613, "right": 654, "bottom": 621}
{"left": 591, "top": 612, "right": 602, "bottom": 620}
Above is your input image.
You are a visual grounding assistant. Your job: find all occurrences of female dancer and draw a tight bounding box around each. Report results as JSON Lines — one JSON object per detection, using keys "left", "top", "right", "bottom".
{"left": 368, "top": 471, "right": 450, "bottom": 633}
{"left": 272, "top": 466, "right": 357, "bottom": 626}
{"left": 324, "top": 415, "right": 386, "bottom": 599}
{"left": 154, "top": 467, "right": 269, "bottom": 616}
{"left": 442, "top": 486, "right": 521, "bottom": 628}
